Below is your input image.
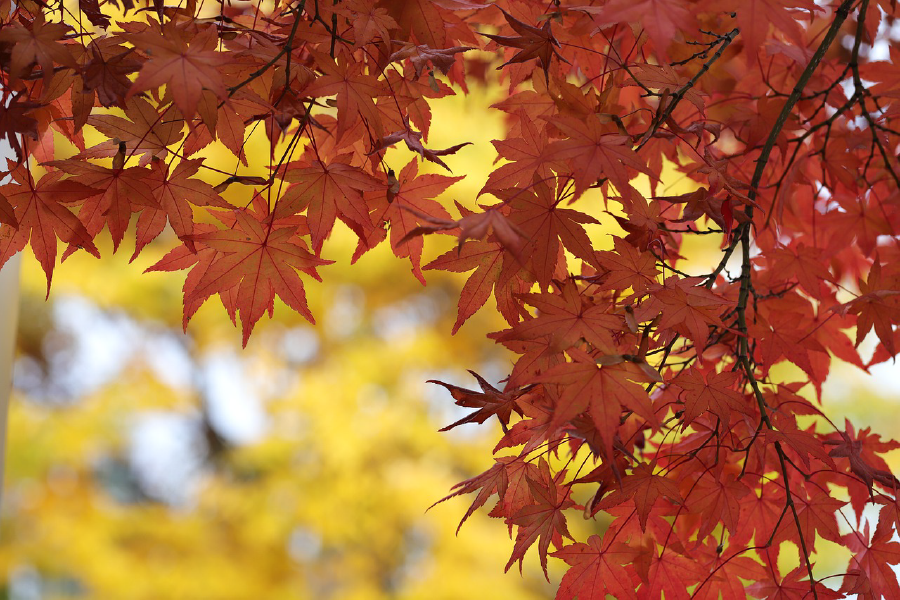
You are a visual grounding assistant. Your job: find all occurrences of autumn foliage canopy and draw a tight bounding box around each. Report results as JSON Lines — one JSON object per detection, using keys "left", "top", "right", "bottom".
{"left": 1, "top": 0, "right": 900, "bottom": 596}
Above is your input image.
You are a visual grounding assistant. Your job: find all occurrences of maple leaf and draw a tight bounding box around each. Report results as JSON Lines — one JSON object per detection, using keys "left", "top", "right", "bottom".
{"left": 146, "top": 222, "right": 235, "bottom": 327}
{"left": 639, "top": 544, "right": 706, "bottom": 599}
{"left": 537, "top": 347, "right": 659, "bottom": 457}
{"left": 686, "top": 469, "right": 749, "bottom": 541}
{"left": 46, "top": 152, "right": 157, "bottom": 252}
{"left": 398, "top": 201, "right": 525, "bottom": 261}
{"left": 711, "top": 0, "right": 821, "bottom": 64}
{"left": 78, "top": 0, "right": 111, "bottom": 29}
{"left": 553, "top": 534, "right": 638, "bottom": 600}
{"left": 480, "top": 112, "right": 556, "bottom": 195}
{"left": 593, "top": 237, "right": 659, "bottom": 296}
{"left": 429, "top": 456, "right": 539, "bottom": 533}
{"left": 274, "top": 153, "right": 383, "bottom": 254}
{"left": 146, "top": 158, "right": 232, "bottom": 246}
{"left": 491, "top": 279, "right": 625, "bottom": 355}
{"left": 303, "top": 49, "right": 387, "bottom": 139}
{"left": 640, "top": 276, "right": 732, "bottom": 352}
{"left": 573, "top": 1, "right": 695, "bottom": 59}
{"left": 825, "top": 420, "right": 900, "bottom": 495}
{"left": 748, "top": 565, "right": 843, "bottom": 600}
{"left": 379, "top": 0, "right": 453, "bottom": 49}
{"left": 482, "top": 7, "right": 567, "bottom": 78}
{"left": 672, "top": 368, "right": 751, "bottom": 428}
{"left": 181, "top": 207, "right": 333, "bottom": 346}
{"left": 364, "top": 159, "right": 460, "bottom": 282}
{"left": 769, "top": 242, "right": 835, "bottom": 296}
{"left": 840, "top": 522, "right": 900, "bottom": 600}
{"left": 336, "top": 0, "right": 397, "bottom": 47}
{"left": 0, "top": 167, "right": 99, "bottom": 293}
{"left": 425, "top": 236, "right": 526, "bottom": 333}
{"left": 0, "top": 93, "right": 40, "bottom": 163}
{"left": 496, "top": 177, "right": 600, "bottom": 290}
{"left": 593, "top": 462, "right": 682, "bottom": 531}
{"left": 547, "top": 116, "right": 651, "bottom": 200}
{"left": 87, "top": 97, "right": 184, "bottom": 160}
{"left": 627, "top": 63, "right": 705, "bottom": 111}
{"left": 388, "top": 43, "right": 474, "bottom": 78}
{"left": 760, "top": 425, "right": 834, "bottom": 472}
{"left": 0, "top": 15, "right": 76, "bottom": 84}
{"left": 0, "top": 193, "right": 15, "bottom": 228}
{"left": 428, "top": 370, "right": 533, "bottom": 431}
{"left": 505, "top": 458, "right": 576, "bottom": 578}
{"left": 773, "top": 488, "right": 844, "bottom": 553}
{"left": 82, "top": 42, "right": 142, "bottom": 107}
{"left": 690, "top": 540, "right": 770, "bottom": 600}
{"left": 125, "top": 24, "right": 230, "bottom": 119}
{"left": 834, "top": 259, "right": 900, "bottom": 357}
{"left": 655, "top": 187, "right": 740, "bottom": 233}
{"left": 368, "top": 118, "right": 472, "bottom": 172}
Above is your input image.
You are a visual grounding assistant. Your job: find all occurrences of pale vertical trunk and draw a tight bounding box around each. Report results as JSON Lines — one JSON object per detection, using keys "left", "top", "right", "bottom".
{"left": 0, "top": 253, "right": 19, "bottom": 506}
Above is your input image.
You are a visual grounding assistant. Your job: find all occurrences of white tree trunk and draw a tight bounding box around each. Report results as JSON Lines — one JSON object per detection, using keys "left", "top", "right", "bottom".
{"left": 0, "top": 254, "right": 20, "bottom": 506}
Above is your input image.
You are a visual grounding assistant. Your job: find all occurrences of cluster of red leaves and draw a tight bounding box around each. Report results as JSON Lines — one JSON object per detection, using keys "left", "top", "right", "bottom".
{"left": 1, "top": 0, "right": 900, "bottom": 597}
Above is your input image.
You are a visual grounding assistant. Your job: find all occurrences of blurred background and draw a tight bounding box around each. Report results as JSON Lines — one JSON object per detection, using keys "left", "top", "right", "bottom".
{"left": 1, "top": 66, "right": 900, "bottom": 600}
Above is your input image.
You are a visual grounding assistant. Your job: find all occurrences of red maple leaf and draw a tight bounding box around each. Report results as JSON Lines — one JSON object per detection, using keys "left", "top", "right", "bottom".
{"left": 368, "top": 117, "right": 472, "bottom": 172}
{"left": 498, "top": 177, "right": 600, "bottom": 290}
{"left": 553, "top": 534, "right": 638, "bottom": 600}
{"left": 335, "top": 0, "right": 397, "bottom": 47}
{"left": 379, "top": 0, "right": 455, "bottom": 49}
{"left": 0, "top": 167, "right": 99, "bottom": 293}
{"left": 86, "top": 97, "right": 184, "bottom": 160}
{"left": 125, "top": 24, "right": 229, "bottom": 119}
{"left": 47, "top": 154, "right": 156, "bottom": 253}
{"left": 429, "top": 456, "right": 540, "bottom": 533}
{"left": 81, "top": 41, "right": 142, "bottom": 108}
{"left": 481, "top": 113, "right": 558, "bottom": 196}
{"left": 147, "top": 158, "right": 232, "bottom": 243}
{"left": 274, "top": 153, "right": 383, "bottom": 254}
{"left": 365, "top": 159, "right": 460, "bottom": 283}
{"left": 388, "top": 43, "right": 474, "bottom": 78}
{"left": 593, "top": 462, "right": 682, "bottom": 531}
{"left": 491, "top": 279, "right": 625, "bottom": 355}
{"left": 748, "top": 565, "right": 843, "bottom": 600}
{"left": 825, "top": 420, "right": 900, "bottom": 495}
{"left": 593, "top": 237, "right": 659, "bottom": 296}
{"left": 0, "top": 94, "right": 41, "bottom": 163}
{"left": 685, "top": 469, "right": 749, "bottom": 541}
{"left": 640, "top": 276, "right": 732, "bottom": 352}
{"left": 146, "top": 222, "right": 236, "bottom": 328}
{"left": 482, "top": 7, "right": 567, "bottom": 78}
{"left": 547, "top": 116, "right": 651, "bottom": 200}
{"left": 672, "top": 367, "right": 751, "bottom": 428}
{"left": 0, "top": 14, "right": 76, "bottom": 84}
{"left": 425, "top": 234, "right": 526, "bottom": 333}
{"left": 0, "top": 193, "right": 15, "bottom": 228}
{"left": 303, "top": 49, "right": 387, "bottom": 139}
{"left": 428, "top": 370, "right": 533, "bottom": 431}
{"left": 538, "top": 347, "right": 659, "bottom": 455}
{"left": 179, "top": 205, "right": 333, "bottom": 346}
{"left": 573, "top": 1, "right": 696, "bottom": 59}
{"left": 505, "top": 458, "right": 576, "bottom": 578}
{"left": 840, "top": 522, "right": 900, "bottom": 599}
{"left": 834, "top": 258, "right": 900, "bottom": 357}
